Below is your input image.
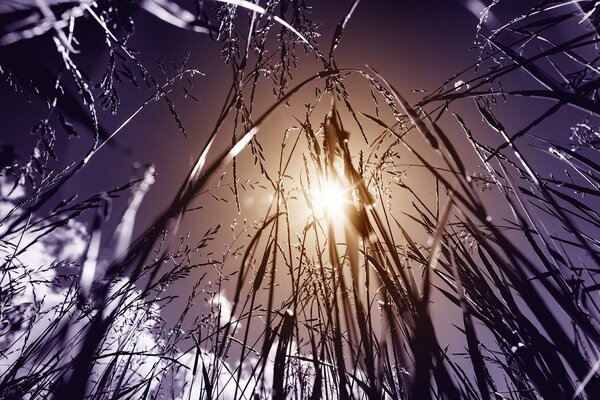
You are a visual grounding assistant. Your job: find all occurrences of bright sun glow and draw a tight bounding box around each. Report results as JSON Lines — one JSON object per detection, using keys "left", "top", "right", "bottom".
{"left": 312, "top": 180, "right": 349, "bottom": 220}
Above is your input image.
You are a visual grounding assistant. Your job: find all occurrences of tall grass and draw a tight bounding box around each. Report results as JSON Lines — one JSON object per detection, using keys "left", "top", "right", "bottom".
{"left": 1, "top": 0, "right": 600, "bottom": 399}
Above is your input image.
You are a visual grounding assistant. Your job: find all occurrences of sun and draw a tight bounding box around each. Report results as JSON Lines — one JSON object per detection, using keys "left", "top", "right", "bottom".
{"left": 311, "top": 179, "right": 351, "bottom": 220}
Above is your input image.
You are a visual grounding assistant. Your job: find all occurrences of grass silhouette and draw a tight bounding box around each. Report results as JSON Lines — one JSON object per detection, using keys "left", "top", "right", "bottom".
{"left": 1, "top": 1, "right": 600, "bottom": 399}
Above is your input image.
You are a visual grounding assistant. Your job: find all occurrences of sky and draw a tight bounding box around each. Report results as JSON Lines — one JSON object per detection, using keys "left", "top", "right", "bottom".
{"left": 0, "top": 0, "right": 542, "bottom": 211}
{"left": 0, "top": 0, "right": 590, "bottom": 343}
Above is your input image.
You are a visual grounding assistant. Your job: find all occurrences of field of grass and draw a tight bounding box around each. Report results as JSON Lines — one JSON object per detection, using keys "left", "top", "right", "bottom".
{"left": 1, "top": 1, "right": 600, "bottom": 399}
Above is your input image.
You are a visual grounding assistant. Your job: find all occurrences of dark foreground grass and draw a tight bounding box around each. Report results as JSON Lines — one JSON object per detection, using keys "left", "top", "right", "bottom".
{"left": 1, "top": 1, "right": 600, "bottom": 399}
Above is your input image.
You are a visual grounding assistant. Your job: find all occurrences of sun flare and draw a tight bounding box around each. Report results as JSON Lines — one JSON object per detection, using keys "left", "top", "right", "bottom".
{"left": 311, "top": 180, "right": 350, "bottom": 220}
